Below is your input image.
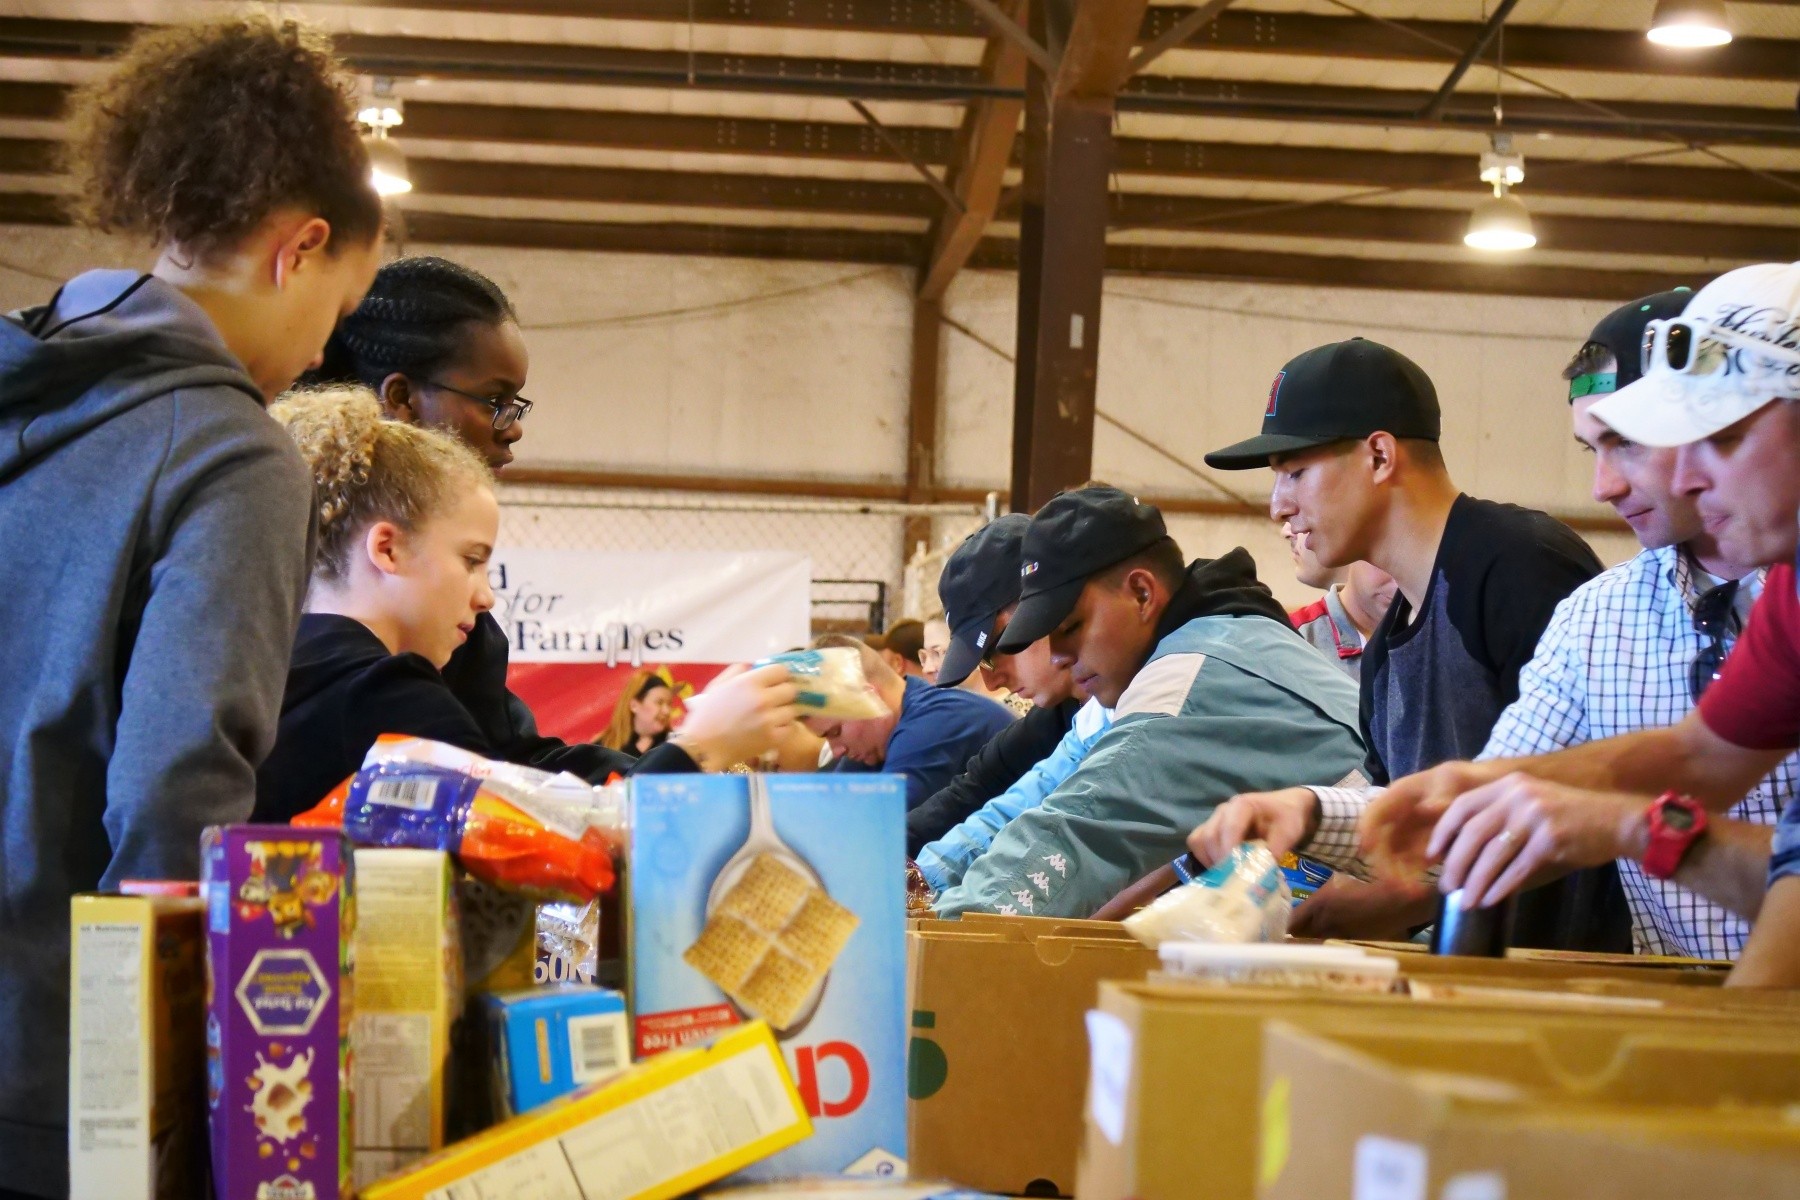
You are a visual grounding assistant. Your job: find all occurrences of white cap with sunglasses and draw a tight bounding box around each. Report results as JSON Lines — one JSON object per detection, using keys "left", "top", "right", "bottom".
{"left": 1590, "top": 261, "right": 1800, "bottom": 448}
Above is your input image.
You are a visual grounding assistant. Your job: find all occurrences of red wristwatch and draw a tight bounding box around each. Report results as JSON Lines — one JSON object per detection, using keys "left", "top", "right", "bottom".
{"left": 1641, "top": 792, "right": 1709, "bottom": 880}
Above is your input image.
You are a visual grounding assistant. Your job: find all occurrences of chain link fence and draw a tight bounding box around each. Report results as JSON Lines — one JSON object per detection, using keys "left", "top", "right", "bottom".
{"left": 497, "top": 483, "right": 994, "bottom": 634}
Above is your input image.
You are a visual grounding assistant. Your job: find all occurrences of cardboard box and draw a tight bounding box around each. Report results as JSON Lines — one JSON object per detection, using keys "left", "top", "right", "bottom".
{"left": 202, "top": 826, "right": 354, "bottom": 1200}
{"left": 1260, "top": 1019, "right": 1800, "bottom": 1200}
{"left": 67, "top": 892, "right": 207, "bottom": 1200}
{"left": 905, "top": 922, "right": 1159, "bottom": 1196}
{"left": 351, "top": 849, "right": 462, "bottom": 1188}
{"left": 361, "top": 1019, "right": 812, "bottom": 1200}
{"left": 486, "top": 985, "right": 632, "bottom": 1117}
{"left": 629, "top": 774, "right": 907, "bottom": 1178}
{"left": 1076, "top": 975, "right": 1800, "bottom": 1200}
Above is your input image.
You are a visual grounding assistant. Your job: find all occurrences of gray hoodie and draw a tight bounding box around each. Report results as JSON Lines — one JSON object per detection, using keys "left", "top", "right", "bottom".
{"left": 0, "top": 270, "right": 314, "bottom": 1197}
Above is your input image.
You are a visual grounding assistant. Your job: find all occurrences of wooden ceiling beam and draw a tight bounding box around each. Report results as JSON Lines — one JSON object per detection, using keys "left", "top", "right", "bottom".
{"left": 316, "top": 2, "right": 1800, "bottom": 82}
{"left": 5, "top": 138, "right": 1783, "bottom": 263}
{"left": 918, "top": 2, "right": 1030, "bottom": 301}
{"left": 1, "top": 19, "right": 1794, "bottom": 146}
{"left": 973, "top": 238, "right": 1714, "bottom": 303}
{"left": 0, "top": 88, "right": 1793, "bottom": 212}
{"left": 0, "top": 193, "right": 1719, "bottom": 302}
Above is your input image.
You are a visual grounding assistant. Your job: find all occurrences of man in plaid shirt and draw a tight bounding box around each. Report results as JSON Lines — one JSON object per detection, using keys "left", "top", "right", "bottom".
{"left": 1474, "top": 289, "right": 1788, "bottom": 959}
{"left": 1191, "top": 288, "right": 1788, "bottom": 961}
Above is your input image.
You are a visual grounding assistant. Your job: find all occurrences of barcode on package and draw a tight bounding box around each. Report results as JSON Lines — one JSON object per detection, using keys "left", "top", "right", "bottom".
{"left": 367, "top": 778, "right": 439, "bottom": 812}
{"left": 566, "top": 1014, "right": 627, "bottom": 1084}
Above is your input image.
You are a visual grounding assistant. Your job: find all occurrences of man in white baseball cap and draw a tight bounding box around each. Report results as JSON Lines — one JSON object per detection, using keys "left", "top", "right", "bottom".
{"left": 1357, "top": 261, "right": 1800, "bottom": 986}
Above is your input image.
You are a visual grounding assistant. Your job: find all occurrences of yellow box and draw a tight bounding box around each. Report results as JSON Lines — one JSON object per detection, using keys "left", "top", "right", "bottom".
{"left": 362, "top": 1020, "right": 812, "bottom": 1200}
{"left": 352, "top": 850, "right": 464, "bottom": 1187}
{"left": 68, "top": 892, "right": 207, "bottom": 1200}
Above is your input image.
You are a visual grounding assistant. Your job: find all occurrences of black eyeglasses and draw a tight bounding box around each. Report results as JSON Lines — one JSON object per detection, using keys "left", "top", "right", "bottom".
{"left": 424, "top": 380, "right": 534, "bottom": 431}
{"left": 1688, "top": 579, "right": 1739, "bottom": 702}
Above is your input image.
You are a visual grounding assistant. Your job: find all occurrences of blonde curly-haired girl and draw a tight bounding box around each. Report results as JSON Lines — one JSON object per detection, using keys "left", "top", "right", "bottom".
{"left": 255, "top": 387, "right": 802, "bottom": 822}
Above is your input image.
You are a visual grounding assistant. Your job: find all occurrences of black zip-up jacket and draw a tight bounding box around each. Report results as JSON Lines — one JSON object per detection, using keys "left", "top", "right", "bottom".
{"left": 905, "top": 697, "right": 1081, "bottom": 856}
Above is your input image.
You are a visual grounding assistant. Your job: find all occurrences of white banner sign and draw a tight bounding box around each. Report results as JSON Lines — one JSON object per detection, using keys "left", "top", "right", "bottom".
{"left": 490, "top": 549, "right": 812, "bottom": 665}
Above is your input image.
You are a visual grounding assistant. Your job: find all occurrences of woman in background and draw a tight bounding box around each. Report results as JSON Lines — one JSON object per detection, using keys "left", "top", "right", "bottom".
{"left": 600, "top": 670, "right": 676, "bottom": 757}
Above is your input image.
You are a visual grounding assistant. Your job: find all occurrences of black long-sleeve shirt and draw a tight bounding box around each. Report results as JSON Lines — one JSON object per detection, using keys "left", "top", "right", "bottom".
{"left": 254, "top": 614, "right": 694, "bottom": 822}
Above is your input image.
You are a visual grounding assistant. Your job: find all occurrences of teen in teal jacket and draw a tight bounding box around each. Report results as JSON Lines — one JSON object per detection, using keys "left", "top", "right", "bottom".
{"left": 933, "top": 608, "right": 1364, "bottom": 919}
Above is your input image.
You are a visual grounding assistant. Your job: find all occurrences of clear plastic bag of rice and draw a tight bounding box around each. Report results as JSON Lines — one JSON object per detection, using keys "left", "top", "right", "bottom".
{"left": 1124, "top": 841, "right": 1291, "bottom": 949}
{"left": 755, "top": 647, "right": 890, "bottom": 720}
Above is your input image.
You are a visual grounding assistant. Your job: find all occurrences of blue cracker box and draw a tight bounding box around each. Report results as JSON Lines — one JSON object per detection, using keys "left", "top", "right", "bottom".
{"left": 629, "top": 774, "right": 907, "bottom": 1180}
{"left": 483, "top": 985, "right": 632, "bottom": 1117}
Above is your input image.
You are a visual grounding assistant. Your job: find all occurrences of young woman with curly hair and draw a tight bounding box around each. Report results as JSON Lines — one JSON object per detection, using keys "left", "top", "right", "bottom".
{"left": 254, "top": 388, "right": 801, "bottom": 822}
{"left": 0, "top": 17, "right": 382, "bottom": 1195}
{"left": 307, "top": 255, "right": 664, "bottom": 782}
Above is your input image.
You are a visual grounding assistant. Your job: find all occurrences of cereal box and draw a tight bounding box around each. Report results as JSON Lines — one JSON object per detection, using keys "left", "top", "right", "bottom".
{"left": 68, "top": 891, "right": 207, "bottom": 1200}
{"left": 361, "top": 1019, "right": 811, "bottom": 1200}
{"left": 485, "top": 985, "right": 632, "bottom": 1117}
{"left": 202, "top": 826, "right": 353, "bottom": 1200}
{"left": 350, "top": 849, "right": 461, "bottom": 1189}
{"left": 629, "top": 774, "right": 907, "bottom": 1179}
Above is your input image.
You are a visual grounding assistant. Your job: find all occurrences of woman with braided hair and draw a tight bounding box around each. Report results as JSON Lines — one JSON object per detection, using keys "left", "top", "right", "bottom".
{"left": 255, "top": 387, "right": 803, "bottom": 822}
{"left": 0, "top": 16, "right": 382, "bottom": 1195}
{"left": 306, "top": 254, "right": 663, "bottom": 782}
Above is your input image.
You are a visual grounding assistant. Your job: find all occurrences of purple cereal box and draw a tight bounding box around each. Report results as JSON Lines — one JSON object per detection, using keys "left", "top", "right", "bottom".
{"left": 202, "top": 826, "right": 354, "bottom": 1200}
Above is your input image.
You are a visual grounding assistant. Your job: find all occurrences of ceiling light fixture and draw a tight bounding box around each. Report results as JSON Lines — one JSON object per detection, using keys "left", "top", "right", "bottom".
{"left": 357, "top": 76, "right": 411, "bottom": 197}
{"left": 1465, "top": 132, "right": 1536, "bottom": 252}
{"left": 1647, "top": 0, "right": 1733, "bottom": 48}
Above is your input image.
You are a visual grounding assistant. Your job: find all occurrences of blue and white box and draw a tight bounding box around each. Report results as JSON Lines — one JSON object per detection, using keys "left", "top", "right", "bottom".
{"left": 484, "top": 985, "right": 631, "bottom": 1117}
{"left": 629, "top": 773, "right": 907, "bottom": 1179}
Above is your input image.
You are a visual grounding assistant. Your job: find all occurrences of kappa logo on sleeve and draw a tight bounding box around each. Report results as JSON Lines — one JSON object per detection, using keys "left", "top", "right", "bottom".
{"left": 1266, "top": 370, "right": 1286, "bottom": 417}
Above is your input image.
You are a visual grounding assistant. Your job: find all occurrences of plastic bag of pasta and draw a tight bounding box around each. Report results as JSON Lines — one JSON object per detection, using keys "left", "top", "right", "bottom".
{"left": 754, "top": 646, "right": 889, "bottom": 720}
{"left": 300, "top": 737, "right": 621, "bottom": 903}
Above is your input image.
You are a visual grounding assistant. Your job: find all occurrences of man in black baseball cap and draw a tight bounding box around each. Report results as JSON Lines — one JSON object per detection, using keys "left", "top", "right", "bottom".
{"left": 994, "top": 487, "right": 1172, "bottom": 666}
{"left": 934, "top": 514, "right": 1030, "bottom": 690}
{"left": 908, "top": 508, "right": 1124, "bottom": 883}
{"left": 906, "top": 515, "right": 1092, "bottom": 861}
{"left": 1189, "top": 339, "right": 1628, "bottom": 952}
{"left": 1203, "top": 337, "right": 1440, "bottom": 471}
{"left": 929, "top": 485, "right": 1366, "bottom": 919}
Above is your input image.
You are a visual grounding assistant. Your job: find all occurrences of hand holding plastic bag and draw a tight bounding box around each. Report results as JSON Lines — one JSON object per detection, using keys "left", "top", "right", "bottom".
{"left": 1124, "top": 841, "right": 1292, "bottom": 950}
{"left": 753, "top": 647, "right": 888, "bottom": 720}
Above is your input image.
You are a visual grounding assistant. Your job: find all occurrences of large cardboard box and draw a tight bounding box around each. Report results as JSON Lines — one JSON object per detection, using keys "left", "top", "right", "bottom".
{"left": 363, "top": 1019, "right": 812, "bottom": 1200}
{"left": 629, "top": 774, "right": 907, "bottom": 1178}
{"left": 1260, "top": 1020, "right": 1800, "bottom": 1200}
{"left": 1076, "top": 975, "right": 1800, "bottom": 1200}
{"left": 906, "top": 921, "right": 1160, "bottom": 1196}
{"left": 351, "top": 849, "right": 462, "bottom": 1187}
{"left": 67, "top": 892, "right": 207, "bottom": 1200}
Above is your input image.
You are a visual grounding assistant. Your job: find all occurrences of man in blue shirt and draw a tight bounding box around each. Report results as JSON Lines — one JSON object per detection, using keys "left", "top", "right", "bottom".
{"left": 805, "top": 636, "right": 1016, "bottom": 809}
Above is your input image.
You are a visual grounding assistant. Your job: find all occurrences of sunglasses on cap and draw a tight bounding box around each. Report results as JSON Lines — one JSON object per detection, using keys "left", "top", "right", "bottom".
{"left": 1641, "top": 317, "right": 1800, "bottom": 379}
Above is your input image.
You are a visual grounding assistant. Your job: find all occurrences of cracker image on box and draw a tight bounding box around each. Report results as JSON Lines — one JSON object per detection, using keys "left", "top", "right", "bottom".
{"left": 683, "top": 853, "right": 859, "bottom": 1031}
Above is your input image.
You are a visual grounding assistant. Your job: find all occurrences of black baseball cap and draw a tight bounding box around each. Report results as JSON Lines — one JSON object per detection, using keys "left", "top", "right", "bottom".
{"left": 994, "top": 487, "right": 1168, "bottom": 654}
{"left": 935, "top": 514, "right": 1030, "bottom": 688}
{"left": 1567, "top": 288, "right": 1692, "bottom": 401}
{"left": 1203, "top": 338, "right": 1440, "bottom": 471}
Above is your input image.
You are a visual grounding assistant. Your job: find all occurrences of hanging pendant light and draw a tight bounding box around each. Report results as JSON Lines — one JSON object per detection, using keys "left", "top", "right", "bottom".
{"left": 1647, "top": 0, "right": 1733, "bottom": 48}
{"left": 1465, "top": 188, "right": 1536, "bottom": 251}
{"left": 1464, "top": 132, "right": 1535, "bottom": 252}
{"left": 364, "top": 133, "right": 412, "bottom": 197}
{"left": 357, "top": 76, "right": 411, "bottom": 197}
